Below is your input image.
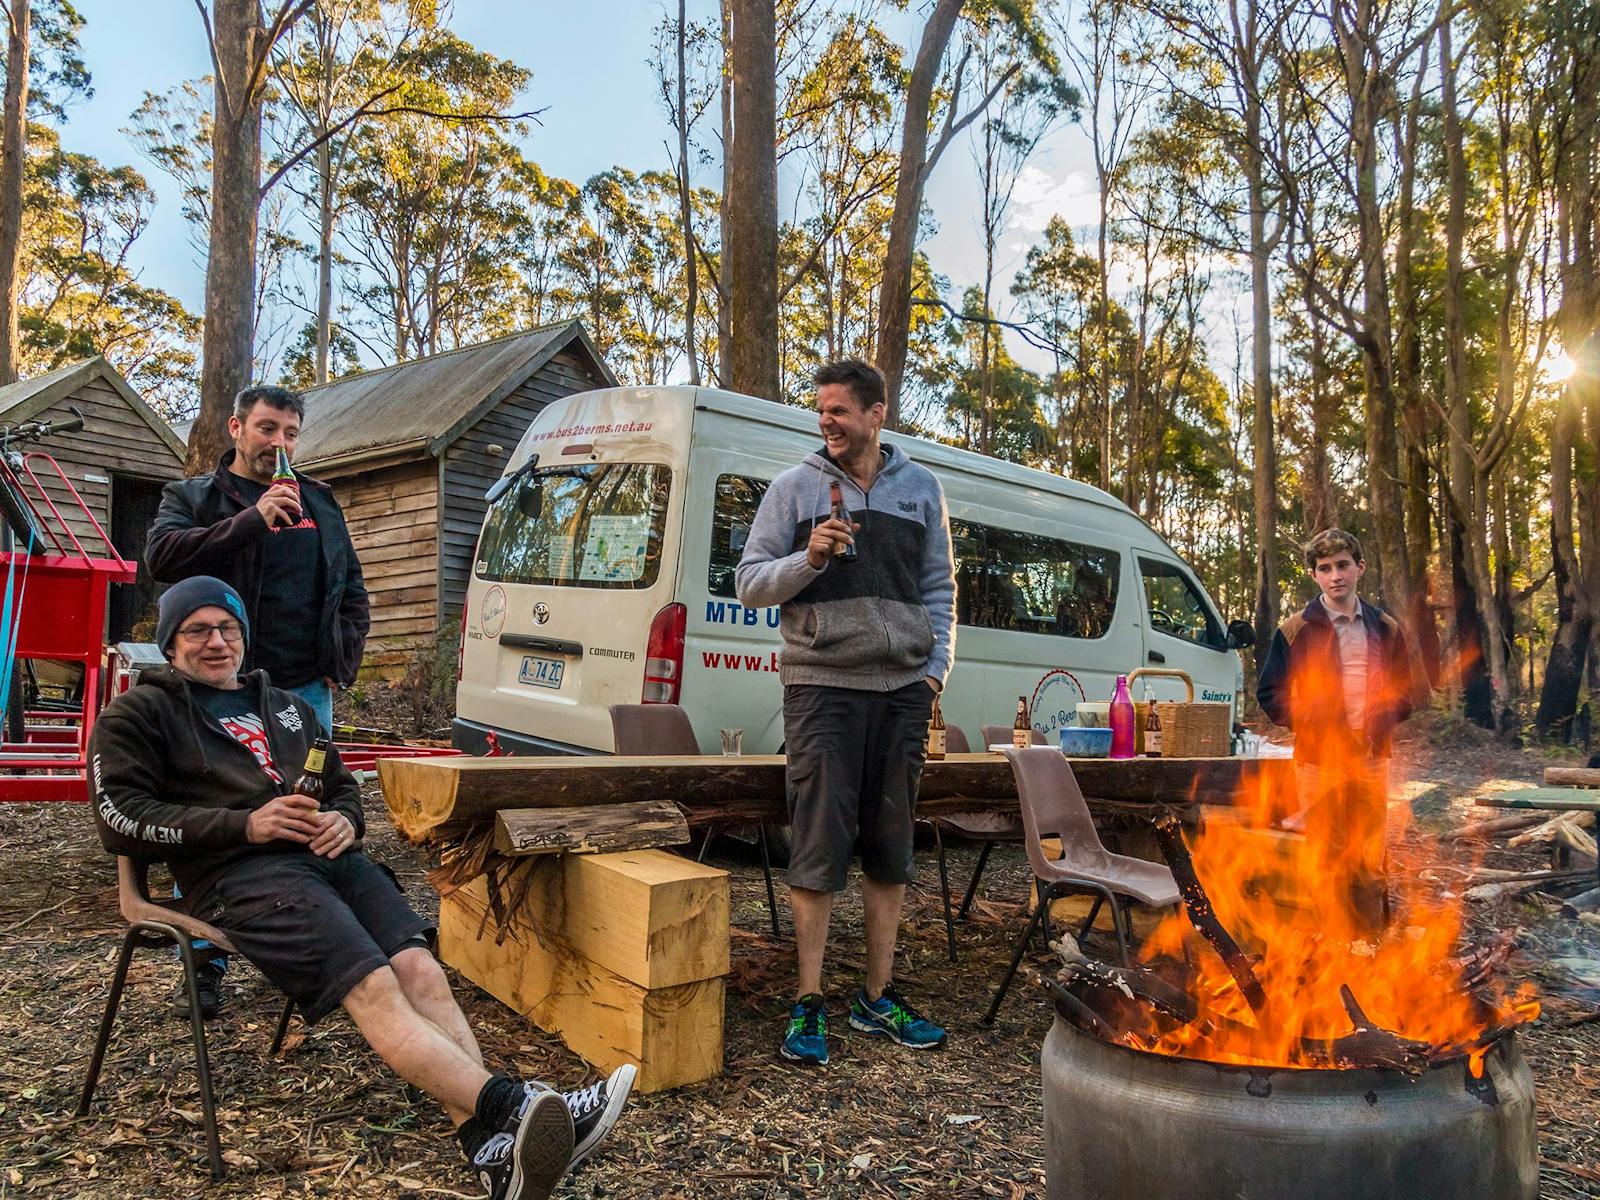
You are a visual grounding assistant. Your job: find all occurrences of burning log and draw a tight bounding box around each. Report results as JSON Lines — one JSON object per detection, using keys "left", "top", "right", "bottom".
{"left": 1332, "top": 985, "right": 1433, "bottom": 1075}
{"left": 1153, "top": 814, "right": 1268, "bottom": 1016}
{"left": 1053, "top": 940, "right": 1200, "bottom": 1025}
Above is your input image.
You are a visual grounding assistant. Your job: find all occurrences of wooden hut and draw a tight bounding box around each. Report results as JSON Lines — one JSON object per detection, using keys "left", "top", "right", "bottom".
{"left": 293, "top": 321, "right": 615, "bottom": 676}
{"left": 0, "top": 356, "right": 186, "bottom": 642}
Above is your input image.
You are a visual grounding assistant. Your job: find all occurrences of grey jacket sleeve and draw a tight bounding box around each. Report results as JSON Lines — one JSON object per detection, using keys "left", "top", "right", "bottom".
{"left": 921, "top": 479, "right": 957, "bottom": 684}
{"left": 734, "top": 472, "right": 824, "bottom": 609}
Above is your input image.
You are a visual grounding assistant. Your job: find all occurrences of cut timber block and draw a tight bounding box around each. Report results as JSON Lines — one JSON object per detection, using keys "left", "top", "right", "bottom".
{"left": 494, "top": 800, "right": 690, "bottom": 856}
{"left": 441, "top": 863, "right": 727, "bottom": 1093}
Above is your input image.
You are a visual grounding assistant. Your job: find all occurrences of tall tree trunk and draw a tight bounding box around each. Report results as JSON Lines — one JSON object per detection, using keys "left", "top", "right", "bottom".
{"left": 1244, "top": 115, "right": 1279, "bottom": 665}
{"left": 724, "top": 0, "right": 777, "bottom": 400}
{"left": 1538, "top": 386, "right": 1594, "bottom": 736}
{"left": 314, "top": 137, "right": 334, "bottom": 384}
{"left": 676, "top": 0, "right": 700, "bottom": 385}
{"left": 189, "top": 0, "right": 268, "bottom": 475}
{"left": 0, "top": 0, "right": 30, "bottom": 387}
{"left": 878, "top": 0, "right": 964, "bottom": 426}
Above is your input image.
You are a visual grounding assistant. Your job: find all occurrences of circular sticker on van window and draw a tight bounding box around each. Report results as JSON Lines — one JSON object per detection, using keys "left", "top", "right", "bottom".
{"left": 481, "top": 585, "right": 507, "bottom": 639}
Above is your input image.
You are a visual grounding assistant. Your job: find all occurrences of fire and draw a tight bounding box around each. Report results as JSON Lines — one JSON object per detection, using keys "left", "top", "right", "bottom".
{"left": 1105, "top": 658, "right": 1538, "bottom": 1069}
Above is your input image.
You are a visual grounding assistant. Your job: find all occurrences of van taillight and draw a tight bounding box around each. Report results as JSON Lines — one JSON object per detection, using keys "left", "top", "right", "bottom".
{"left": 642, "top": 602, "right": 686, "bottom": 703}
{"left": 457, "top": 605, "right": 468, "bottom": 682}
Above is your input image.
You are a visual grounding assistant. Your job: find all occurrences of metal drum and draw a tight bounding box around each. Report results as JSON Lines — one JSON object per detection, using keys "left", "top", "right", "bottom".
{"left": 1041, "top": 1008, "right": 1537, "bottom": 1200}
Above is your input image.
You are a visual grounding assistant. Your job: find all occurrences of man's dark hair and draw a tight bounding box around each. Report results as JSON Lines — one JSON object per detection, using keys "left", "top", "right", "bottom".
{"left": 814, "top": 359, "right": 886, "bottom": 410}
{"left": 234, "top": 385, "right": 305, "bottom": 422}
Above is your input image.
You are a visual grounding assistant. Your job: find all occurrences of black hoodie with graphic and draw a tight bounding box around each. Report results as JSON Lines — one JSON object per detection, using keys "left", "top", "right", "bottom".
{"left": 88, "top": 665, "right": 365, "bottom": 900}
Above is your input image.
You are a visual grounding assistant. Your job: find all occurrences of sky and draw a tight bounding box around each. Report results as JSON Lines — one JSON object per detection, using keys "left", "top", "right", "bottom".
{"left": 61, "top": 1, "right": 1227, "bottom": 380}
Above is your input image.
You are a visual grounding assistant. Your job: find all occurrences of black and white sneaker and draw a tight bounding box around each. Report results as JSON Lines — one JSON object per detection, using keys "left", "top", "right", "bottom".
{"left": 474, "top": 1084, "right": 573, "bottom": 1200}
{"left": 562, "top": 1063, "right": 637, "bottom": 1170}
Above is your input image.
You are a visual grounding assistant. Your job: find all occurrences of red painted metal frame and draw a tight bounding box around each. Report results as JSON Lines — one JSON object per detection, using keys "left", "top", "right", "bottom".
{"left": 0, "top": 451, "right": 135, "bottom": 802}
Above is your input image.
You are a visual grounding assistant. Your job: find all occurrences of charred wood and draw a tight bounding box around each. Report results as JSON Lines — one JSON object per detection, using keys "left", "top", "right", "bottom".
{"left": 1153, "top": 814, "right": 1268, "bottom": 1015}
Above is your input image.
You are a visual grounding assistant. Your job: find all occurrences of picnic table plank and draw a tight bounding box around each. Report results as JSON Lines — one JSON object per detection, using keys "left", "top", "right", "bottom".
{"left": 1473, "top": 788, "right": 1600, "bottom": 812}
{"left": 379, "top": 751, "right": 1293, "bottom": 843}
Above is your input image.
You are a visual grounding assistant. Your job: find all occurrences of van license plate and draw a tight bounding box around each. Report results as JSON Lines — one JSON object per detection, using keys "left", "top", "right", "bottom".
{"left": 518, "top": 655, "right": 565, "bottom": 689}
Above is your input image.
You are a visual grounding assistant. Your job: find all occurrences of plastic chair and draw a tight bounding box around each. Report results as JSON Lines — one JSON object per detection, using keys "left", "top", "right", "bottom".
{"left": 928, "top": 725, "right": 1027, "bottom": 961}
{"left": 608, "top": 703, "right": 780, "bottom": 937}
{"left": 980, "top": 723, "right": 1048, "bottom": 750}
{"left": 982, "top": 747, "right": 1180, "bottom": 1023}
{"left": 77, "top": 857, "right": 296, "bottom": 1181}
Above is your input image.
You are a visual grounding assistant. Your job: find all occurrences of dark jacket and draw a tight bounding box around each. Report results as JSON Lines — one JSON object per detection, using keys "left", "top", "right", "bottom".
{"left": 1257, "top": 598, "right": 1422, "bottom": 763}
{"left": 88, "top": 665, "right": 365, "bottom": 900}
{"left": 146, "top": 451, "right": 370, "bottom": 686}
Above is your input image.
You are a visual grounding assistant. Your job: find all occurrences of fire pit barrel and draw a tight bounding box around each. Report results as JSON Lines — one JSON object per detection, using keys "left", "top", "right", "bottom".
{"left": 1042, "top": 1008, "right": 1537, "bottom": 1200}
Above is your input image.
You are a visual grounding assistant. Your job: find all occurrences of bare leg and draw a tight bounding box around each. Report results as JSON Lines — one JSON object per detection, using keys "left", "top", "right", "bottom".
{"left": 861, "top": 876, "right": 905, "bottom": 1000}
{"left": 790, "top": 885, "right": 834, "bottom": 997}
{"left": 342, "top": 965, "right": 490, "bottom": 1126}
{"left": 391, "top": 947, "right": 482, "bottom": 1066}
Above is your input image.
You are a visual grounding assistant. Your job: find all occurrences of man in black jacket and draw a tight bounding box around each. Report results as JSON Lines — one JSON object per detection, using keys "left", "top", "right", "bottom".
{"left": 148, "top": 385, "right": 370, "bottom": 1011}
{"left": 148, "top": 385, "right": 369, "bottom": 736}
{"left": 88, "top": 578, "right": 632, "bottom": 1200}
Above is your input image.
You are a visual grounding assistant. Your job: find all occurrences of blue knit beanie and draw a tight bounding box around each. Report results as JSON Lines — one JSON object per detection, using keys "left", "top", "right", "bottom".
{"left": 156, "top": 576, "right": 250, "bottom": 654}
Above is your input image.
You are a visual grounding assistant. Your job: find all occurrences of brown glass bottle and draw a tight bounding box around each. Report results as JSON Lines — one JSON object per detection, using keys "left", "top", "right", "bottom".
{"left": 927, "top": 694, "right": 947, "bottom": 760}
{"left": 1143, "top": 685, "right": 1163, "bottom": 758}
{"left": 293, "top": 736, "right": 332, "bottom": 801}
{"left": 1012, "top": 695, "right": 1031, "bottom": 749}
{"left": 828, "top": 481, "right": 857, "bottom": 561}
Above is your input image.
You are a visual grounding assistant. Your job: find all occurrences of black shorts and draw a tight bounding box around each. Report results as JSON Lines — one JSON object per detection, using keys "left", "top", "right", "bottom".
{"left": 190, "top": 851, "right": 433, "bottom": 1024}
{"left": 782, "top": 681, "right": 934, "bottom": 892}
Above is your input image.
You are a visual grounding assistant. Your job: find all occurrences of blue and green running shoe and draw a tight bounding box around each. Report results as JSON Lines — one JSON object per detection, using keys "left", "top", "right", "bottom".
{"left": 848, "top": 983, "right": 947, "bottom": 1049}
{"left": 781, "top": 993, "right": 829, "bottom": 1065}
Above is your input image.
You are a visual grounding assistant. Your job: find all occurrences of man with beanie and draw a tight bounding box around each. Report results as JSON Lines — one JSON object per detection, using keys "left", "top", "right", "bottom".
{"left": 89, "top": 578, "right": 633, "bottom": 1200}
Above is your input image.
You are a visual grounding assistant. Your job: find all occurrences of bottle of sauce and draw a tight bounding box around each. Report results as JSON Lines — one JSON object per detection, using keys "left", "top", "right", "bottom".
{"left": 927, "top": 694, "right": 946, "bottom": 760}
{"left": 1143, "top": 684, "right": 1162, "bottom": 758}
{"left": 1109, "top": 675, "right": 1136, "bottom": 759}
{"left": 828, "top": 481, "right": 857, "bottom": 561}
{"left": 1012, "top": 695, "right": 1032, "bottom": 749}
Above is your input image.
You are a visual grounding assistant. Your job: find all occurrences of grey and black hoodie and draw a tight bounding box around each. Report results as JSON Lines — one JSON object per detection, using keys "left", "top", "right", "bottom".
{"left": 735, "top": 444, "right": 955, "bottom": 691}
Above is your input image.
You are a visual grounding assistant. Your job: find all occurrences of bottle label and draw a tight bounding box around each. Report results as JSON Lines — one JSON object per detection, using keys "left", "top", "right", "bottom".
{"left": 927, "top": 725, "right": 945, "bottom": 757}
{"left": 1146, "top": 729, "right": 1161, "bottom": 755}
{"left": 303, "top": 747, "right": 326, "bottom": 774}
{"left": 1012, "top": 729, "right": 1030, "bottom": 749}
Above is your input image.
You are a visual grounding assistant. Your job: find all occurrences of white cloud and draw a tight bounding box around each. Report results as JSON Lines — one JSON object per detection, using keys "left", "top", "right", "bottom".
{"left": 1006, "top": 166, "right": 1103, "bottom": 234}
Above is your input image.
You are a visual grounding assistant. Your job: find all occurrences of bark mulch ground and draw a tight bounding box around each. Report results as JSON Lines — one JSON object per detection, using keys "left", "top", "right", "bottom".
{"left": 1, "top": 718, "right": 1596, "bottom": 1198}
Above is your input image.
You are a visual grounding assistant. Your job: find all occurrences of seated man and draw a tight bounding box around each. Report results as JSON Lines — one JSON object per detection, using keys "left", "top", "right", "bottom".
{"left": 88, "top": 576, "right": 633, "bottom": 1200}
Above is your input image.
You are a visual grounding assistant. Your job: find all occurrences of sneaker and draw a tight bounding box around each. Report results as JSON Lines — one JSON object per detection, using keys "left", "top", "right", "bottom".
{"left": 848, "top": 983, "right": 947, "bottom": 1049}
{"left": 562, "top": 1063, "right": 636, "bottom": 1170}
{"left": 780, "top": 993, "right": 829, "bottom": 1065}
{"left": 172, "top": 958, "right": 227, "bottom": 1020}
{"left": 474, "top": 1084, "right": 573, "bottom": 1200}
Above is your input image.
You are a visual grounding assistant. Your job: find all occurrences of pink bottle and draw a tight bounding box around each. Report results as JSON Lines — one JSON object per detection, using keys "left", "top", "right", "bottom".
{"left": 1109, "top": 674, "right": 1136, "bottom": 759}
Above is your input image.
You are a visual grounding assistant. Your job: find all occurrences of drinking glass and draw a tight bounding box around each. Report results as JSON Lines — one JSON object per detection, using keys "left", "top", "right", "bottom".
{"left": 720, "top": 728, "right": 744, "bottom": 757}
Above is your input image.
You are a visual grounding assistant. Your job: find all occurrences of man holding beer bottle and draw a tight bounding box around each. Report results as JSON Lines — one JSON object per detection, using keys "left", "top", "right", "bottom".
{"left": 147, "top": 385, "right": 370, "bottom": 1015}
{"left": 736, "top": 359, "right": 957, "bottom": 1066}
{"left": 88, "top": 578, "right": 633, "bottom": 1200}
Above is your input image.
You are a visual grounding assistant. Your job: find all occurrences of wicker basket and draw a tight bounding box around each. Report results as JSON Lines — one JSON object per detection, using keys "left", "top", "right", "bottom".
{"left": 1127, "top": 667, "right": 1232, "bottom": 758}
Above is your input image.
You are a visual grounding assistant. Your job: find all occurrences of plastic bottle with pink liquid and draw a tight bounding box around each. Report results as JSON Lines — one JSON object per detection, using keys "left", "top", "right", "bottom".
{"left": 1109, "top": 674, "right": 1136, "bottom": 759}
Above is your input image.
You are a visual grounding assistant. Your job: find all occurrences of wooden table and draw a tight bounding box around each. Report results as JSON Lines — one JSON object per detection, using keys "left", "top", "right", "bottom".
{"left": 378, "top": 751, "right": 1293, "bottom": 843}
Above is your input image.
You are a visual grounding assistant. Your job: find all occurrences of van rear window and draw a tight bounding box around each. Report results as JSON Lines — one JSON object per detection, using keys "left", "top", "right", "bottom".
{"left": 476, "top": 463, "right": 671, "bottom": 589}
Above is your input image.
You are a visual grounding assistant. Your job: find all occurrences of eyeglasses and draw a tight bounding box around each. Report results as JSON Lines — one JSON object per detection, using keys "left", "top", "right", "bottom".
{"left": 175, "top": 620, "right": 244, "bottom": 645}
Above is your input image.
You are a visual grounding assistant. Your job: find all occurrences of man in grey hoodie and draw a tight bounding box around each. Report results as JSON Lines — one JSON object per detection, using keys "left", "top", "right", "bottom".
{"left": 735, "top": 359, "right": 956, "bottom": 1065}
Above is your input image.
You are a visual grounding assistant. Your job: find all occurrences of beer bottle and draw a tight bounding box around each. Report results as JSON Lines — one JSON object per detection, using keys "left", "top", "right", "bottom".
{"left": 1012, "top": 695, "right": 1031, "bottom": 749}
{"left": 293, "top": 736, "right": 332, "bottom": 802}
{"left": 927, "top": 694, "right": 947, "bottom": 760}
{"left": 828, "top": 481, "right": 857, "bottom": 561}
{"left": 1143, "top": 684, "right": 1163, "bottom": 758}
{"left": 273, "top": 446, "right": 299, "bottom": 498}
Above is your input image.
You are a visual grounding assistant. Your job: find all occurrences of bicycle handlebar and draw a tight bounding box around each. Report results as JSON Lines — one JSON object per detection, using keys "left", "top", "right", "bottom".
{"left": 0, "top": 404, "right": 85, "bottom": 448}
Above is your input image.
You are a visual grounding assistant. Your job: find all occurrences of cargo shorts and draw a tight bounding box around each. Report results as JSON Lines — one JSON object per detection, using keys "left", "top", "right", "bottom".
{"left": 782, "top": 681, "right": 935, "bottom": 892}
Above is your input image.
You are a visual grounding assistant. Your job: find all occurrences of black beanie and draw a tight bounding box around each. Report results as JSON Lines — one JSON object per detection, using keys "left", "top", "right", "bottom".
{"left": 156, "top": 576, "right": 250, "bottom": 654}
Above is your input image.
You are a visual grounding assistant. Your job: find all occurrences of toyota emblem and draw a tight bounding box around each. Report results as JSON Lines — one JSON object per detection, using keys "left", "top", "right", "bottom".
{"left": 533, "top": 602, "right": 551, "bottom": 625}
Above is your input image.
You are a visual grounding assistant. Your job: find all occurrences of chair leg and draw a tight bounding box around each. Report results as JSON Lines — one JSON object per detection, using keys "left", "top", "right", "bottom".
{"left": 1076, "top": 895, "right": 1106, "bottom": 944}
{"left": 983, "top": 886, "right": 1052, "bottom": 1025}
{"left": 269, "top": 996, "right": 296, "bottom": 1056}
{"left": 76, "top": 927, "right": 140, "bottom": 1117}
{"left": 175, "top": 937, "right": 226, "bottom": 1181}
{"left": 1107, "top": 895, "right": 1131, "bottom": 965}
{"left": 697, "top": 825, "right": 717, "bottom": 863}
{"left": 957, "top": 841, "right": 994, "bottom": 920}
{"left": 934, "top": 825, "right": 957, "bottom": 963}
{"left": 757, "top": 824, "right": 781, "bottom": 939}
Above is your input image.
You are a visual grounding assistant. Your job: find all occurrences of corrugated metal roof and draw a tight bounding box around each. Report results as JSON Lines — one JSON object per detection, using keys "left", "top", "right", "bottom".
{"left": 294, "top": 321, "right": 611, "bottom": 467}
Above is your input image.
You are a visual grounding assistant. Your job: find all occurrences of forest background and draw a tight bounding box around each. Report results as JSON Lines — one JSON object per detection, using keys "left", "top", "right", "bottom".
{"left": 0, "top": 0, "right": 1595, "bottom": 744}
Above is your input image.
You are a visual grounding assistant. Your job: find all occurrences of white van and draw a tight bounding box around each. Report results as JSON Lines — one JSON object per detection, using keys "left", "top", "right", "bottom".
{"left": 454, "top": 386, "right": 1252, "bottom": 756}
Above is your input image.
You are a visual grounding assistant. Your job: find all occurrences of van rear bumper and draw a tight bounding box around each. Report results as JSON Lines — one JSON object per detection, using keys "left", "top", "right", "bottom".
{"left": 450, "top": 716, "right": 604, "bottom": 757}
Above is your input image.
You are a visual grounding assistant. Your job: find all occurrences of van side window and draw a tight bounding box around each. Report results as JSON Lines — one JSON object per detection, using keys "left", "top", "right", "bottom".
{"left": 476, "top": 463, "right": 671, "bottom": 590}
{"left": 1139, "top": 557, "right": 1225, "bottom": 649}
{"left": 950, "top": 519, "right": 1120, "bottom": 639}
{"left": 708, "top": 474, "right": 770, "bottom": 597}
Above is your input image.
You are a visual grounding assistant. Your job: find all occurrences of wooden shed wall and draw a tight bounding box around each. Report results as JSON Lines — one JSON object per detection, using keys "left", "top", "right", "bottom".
{"left": 436, "top": 349, "right": 601, "bottom": 617}
{"left": 18, "top": 377, "right": 182, "bottom": 550}
{"left": 328, "top": 459, "right": 440, "bottom": 676}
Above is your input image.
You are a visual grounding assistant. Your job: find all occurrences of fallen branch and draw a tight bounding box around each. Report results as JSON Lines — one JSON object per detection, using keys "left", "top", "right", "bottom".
{"left": 1561, "top": 887, "right": 1600, "bottom": 917}
{"left": 1154, "top": 814, "right": 1268, "bottom": 1015}
{"left": 1443, "top": 812, "right": 1545, "bottom": 841}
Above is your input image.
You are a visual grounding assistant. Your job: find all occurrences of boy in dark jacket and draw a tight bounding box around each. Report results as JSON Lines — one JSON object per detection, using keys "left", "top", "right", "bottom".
{"left": 1257, "top": 529, "right": 1424, "bottom": 929}
{"left": 88, "top": 578, "right": 631, "bottom": 1200}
